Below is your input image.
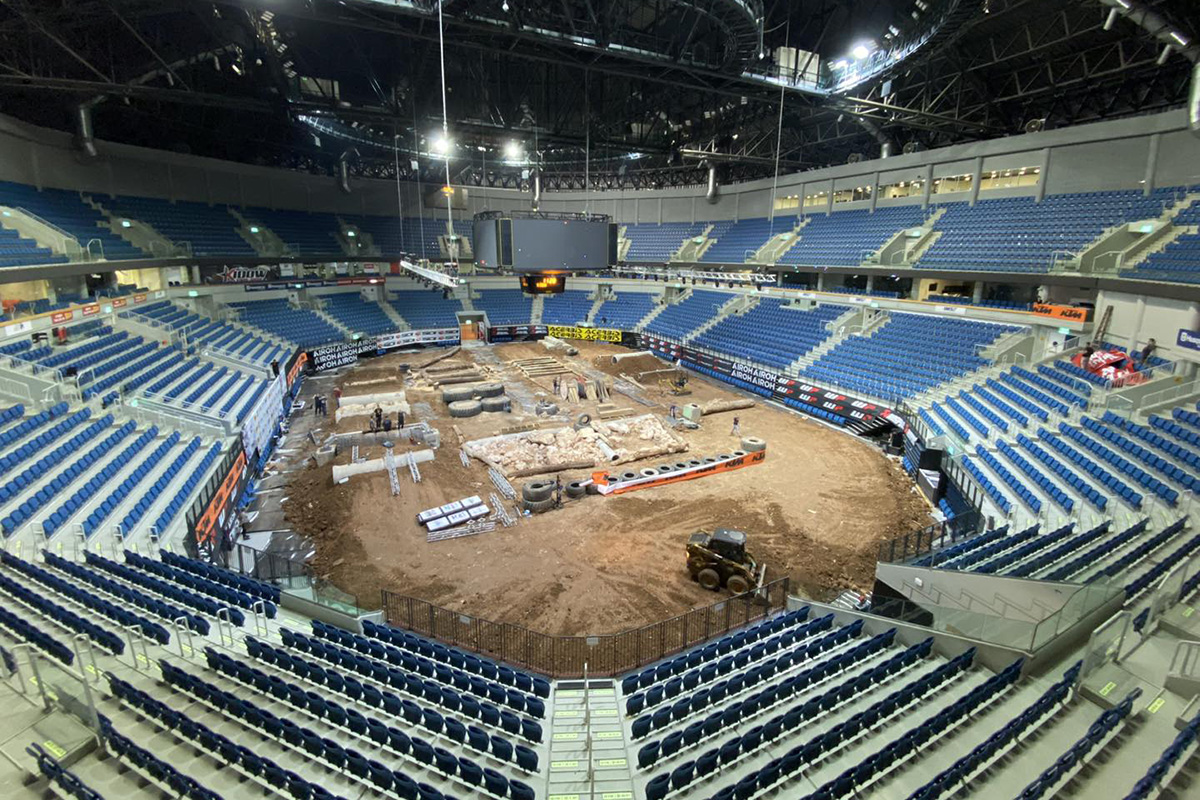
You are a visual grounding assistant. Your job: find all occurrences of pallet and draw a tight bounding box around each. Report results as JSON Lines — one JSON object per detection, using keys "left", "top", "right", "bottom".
{"left": 597, "top": 403, "right": 635, "bottom": 419}
{"left": 427, "top": 519, "right": 497, "bottom": 542}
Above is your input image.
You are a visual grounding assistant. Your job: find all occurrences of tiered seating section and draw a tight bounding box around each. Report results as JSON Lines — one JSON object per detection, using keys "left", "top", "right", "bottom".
{"left": 699, "top": 216, "right": 797, "bottom": 263}
{"left": 0, "top": 181, "right": 145, "bottom": 262}
{"left": 101, "top": 197, "right": 254, "bottom": 256}
{"left": 804, "top": 314, "right": 1019, "bottom": 401}
{"left": 539, "top": 290, "right": 594, "bottom": 325}
{"left": 473, "top": 290, "right": 533, "bottom": 326}
{"left": 594, "top": 292, "right": 657, "bottom": 329}
{"left": 230, "top": 299, "right": 343, "bottom": 349}
{"left": 918, "top": 189, "right": 1178, "bottom": 272}
{"left": 780, "top": 206, "right": 928, "bottom": 267}
{"left": 644, "top": 290, "right": 729, "bottom": 340}
{"left": 1121, "top": 197, "right": 1200, "bottom": 283}
{"left": 692, "top": 299, "right": 847, "bottom": 370}
{"left": 241, "top": 208, "right": 344, "bottom": 257}
{"left": 623, "top": 222, "right": 706, "bottom": 262}
{"left": 321, "top": 293, "right": 397, "bottom": 336}
{"left": 389, "top": 290, "right": 463, "bottom": 329}
{"left": 343, "top": 215, "right": 473, "bottom": 260}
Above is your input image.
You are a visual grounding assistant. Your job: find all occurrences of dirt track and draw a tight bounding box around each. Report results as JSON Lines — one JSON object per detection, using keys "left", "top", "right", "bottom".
{"left": 283, "top": 341, "right": 930, "bottom": 636}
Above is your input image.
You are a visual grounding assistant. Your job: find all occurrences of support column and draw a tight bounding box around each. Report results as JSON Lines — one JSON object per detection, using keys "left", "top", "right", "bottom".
{"left": 816, "top": 272, "right": 825, "bottom": 291}
{"left": 1144, "top": 134, "right": 1160, "bottom": 197}
{"left": 869, "top": 171, "right": 880, "bottom": 213}
{"left": 972, "top": 282, "right": 984, "bottom": 304}
{"left": 1128, "top": 296, "right": 1146, "bottom": 353}
{"left": 922, "top": 164, "right": 934, "bottom": 209}
{"left": 968, "top": 156, "right": 983, "bottom": 207}
{"left": 865, "top": 275, "right": 875, "bottom": 293}
{"left": 826, "top": 180, "right": 834, "bottom": 216}
{"left": 1036, "top": 148, "right": 1051, "bottom": 203}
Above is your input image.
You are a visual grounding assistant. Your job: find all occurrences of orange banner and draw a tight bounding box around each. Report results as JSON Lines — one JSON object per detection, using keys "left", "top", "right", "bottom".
{"left": 81, "top": 303, "right": 100, "bottom": 317}
{"left": 1032, "top": 303, "right": 1089, "bottom": 322}
{"left": 112, "top": 298, "right": 127, "bottom": 308}
{"left": 50, "top": 310, "right": 74, "bottom": 324}
{"left": 133, "top": 293, "right": 147, "bottom": 303}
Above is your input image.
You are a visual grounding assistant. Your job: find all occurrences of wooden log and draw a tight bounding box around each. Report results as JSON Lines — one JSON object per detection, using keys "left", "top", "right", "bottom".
{"left": 508, "top": 459, "right": 596, "bottom": 478}
{"left": 613, "top": 441, "right": 689, "bottom": 466}
{"left": 418, "top": 347, "right": 461, "bottom": 369}
{"left": 701, "top": 398, "right": 755, "bottom": 415}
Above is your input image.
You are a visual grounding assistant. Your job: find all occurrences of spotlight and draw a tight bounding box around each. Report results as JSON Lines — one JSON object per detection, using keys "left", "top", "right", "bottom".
{"left": 851, "top": 43, "right": 873, "bottom": 60}
{"left": 432, "top": 134, "right": 451, "bottom": 155}
{"left": 502, "top": 0, "right": 509, "bottom": 10}
{"left": 120, "top": 220, "right": 132, "bottom": 228}
{"left": 504, "top": 140, "right": 522, "bottom": 160}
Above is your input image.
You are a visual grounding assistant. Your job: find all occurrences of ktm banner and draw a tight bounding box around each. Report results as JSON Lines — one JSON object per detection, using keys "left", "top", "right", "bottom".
{"left": 192, "top": 446, "right": 249, "bottom": 547}
{"left": 546, "top": 325, "right": 622, "bottom": 342}
{"left": 50, "top": 310, "right": 74, "bottom": 324}
{"left": 1032, "top": 303, "right": 1089, "bottom": 322}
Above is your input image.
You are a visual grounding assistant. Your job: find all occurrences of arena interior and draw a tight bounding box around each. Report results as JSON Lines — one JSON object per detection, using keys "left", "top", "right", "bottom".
{"left": 2, "top": 1, "right": 1200, "bottom": 799}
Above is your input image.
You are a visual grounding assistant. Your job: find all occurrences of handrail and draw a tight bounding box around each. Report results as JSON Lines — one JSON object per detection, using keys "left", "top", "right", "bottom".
{"left": 1170, "top": 639, "right": 1200, "bottom": 678}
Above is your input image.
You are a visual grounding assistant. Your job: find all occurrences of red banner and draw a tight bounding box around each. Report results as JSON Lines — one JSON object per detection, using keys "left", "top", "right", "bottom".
{"left": 81, "top": 303, "right": 100, "bottom": 317}
{"left": 112, "top": 298, "right": 127, "bottom": 308}
{"left": 133, "top": 293, "right": 147, "bottom": 304}
{"left": 50, "top": 310, "right": 74, "bottom": 324}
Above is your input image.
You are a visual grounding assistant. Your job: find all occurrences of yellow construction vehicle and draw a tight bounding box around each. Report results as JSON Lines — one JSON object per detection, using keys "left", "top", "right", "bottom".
{"left": 686, "top": 528, "right": 764, "bottom": 594}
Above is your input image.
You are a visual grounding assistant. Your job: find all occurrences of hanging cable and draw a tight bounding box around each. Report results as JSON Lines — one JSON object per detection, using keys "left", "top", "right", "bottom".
{"left": 393, "top": 129, "right": 404, "bottom": 253}
{"left": 584, "top": 70, "right": 590, "bottom": 216}
{"left": 436, "top": 0, "right": 455, "bottom": 263}
{"left": 768, "top": 19, "right": 790, "bottom": 242}
{"left": 412, "top": 102, "right": 425, "bottom": 258}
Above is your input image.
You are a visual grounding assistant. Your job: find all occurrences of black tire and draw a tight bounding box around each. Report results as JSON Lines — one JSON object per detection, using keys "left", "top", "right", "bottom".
{"left": 703, "top": 457, "right": 718, "bottom": 464}
{"left": 731, "top": 450, "right": 747, "bottom": 458}
{"left": 621, "top": 471, "right": 639, "bottom": 481}
{"left": 448, "top": 400, "right": 482, "bottom": 418}
{"left": 586, "top": 482, "right": 602, "bottom": 495}
{"left": 673, "top": 462, "right": 688, "bottom": 470}
{"left": 481, "top": 397, "right": 511, "bottom": 412}
{"left": 657, "top": 465, "right": 674, "bottom": 474}
{"left": 476, "top": 383, "right": 505, "bottom": 398}
{"left": 727, "top": 575, "right": 751, "bottom": 595}
{"left": 741, "top": 437, "right": 766, "bottom": 453}
{"left": 697, "top": 569, "right": 721, "bottom": 591}
{"left": 687, "top": 459, "right": 703, "bottom": 467}
{"left": 576, "top": 413, "right": 592, "bottom": 426}
{"left": 716, "top": 453, "right": 733, "bottom": 461}
{"left": 522, "top": 481, "right": 554, "bottom": 502}
{"left": 523, "top": 497, "right": 556, "bottom": 513}
{"left": 565, "top": 481, "right": 587, "bottom": 499}
{"left": 442, "top": 387, "right": 473, "bottom": 404}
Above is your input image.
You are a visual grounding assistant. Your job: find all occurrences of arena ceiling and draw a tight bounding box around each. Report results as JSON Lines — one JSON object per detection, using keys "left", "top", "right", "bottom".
{"left": 0, "top": 0, "right": 1196, "bottom": 190}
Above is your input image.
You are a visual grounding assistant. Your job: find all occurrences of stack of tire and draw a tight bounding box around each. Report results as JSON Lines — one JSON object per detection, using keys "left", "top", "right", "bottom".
{"left": 600, "top": 439, "right": 765, "bottom": 489}
{"left": 521, "top": 479, "right": 589, "bottom": 513}
{"left": 443, "top": 383, "right": 510, "bottom": 417}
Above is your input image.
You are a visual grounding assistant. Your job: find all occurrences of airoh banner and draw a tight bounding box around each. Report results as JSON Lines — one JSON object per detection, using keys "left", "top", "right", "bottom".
{"left": 639, "top": 334, "right": 895, "bottom": 425}
{"left": 546, "top": 325, "right": 622, "bottom": 342}
{"left": 308, "top": 338, "right": 379, "bottom": 371}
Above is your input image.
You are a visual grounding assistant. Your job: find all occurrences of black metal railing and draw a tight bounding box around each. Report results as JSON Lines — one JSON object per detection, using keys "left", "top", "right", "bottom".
{"left": 382, "top": 577, "right": 792, "bottom": 678}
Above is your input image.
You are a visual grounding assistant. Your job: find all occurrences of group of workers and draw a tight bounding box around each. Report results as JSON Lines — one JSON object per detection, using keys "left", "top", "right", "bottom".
{"left": 311, "top": 387, "right": 407, "bottom": 432}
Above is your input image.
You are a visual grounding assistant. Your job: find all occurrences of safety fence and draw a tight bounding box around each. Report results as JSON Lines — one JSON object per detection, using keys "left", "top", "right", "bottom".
{"left": 381, "top": 577, "right": 792, "bottom": 678}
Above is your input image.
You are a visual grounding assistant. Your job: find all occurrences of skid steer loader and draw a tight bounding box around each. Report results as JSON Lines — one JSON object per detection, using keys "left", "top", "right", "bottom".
{"left": 686, "top": 528, "right": 765, "bottom": 595}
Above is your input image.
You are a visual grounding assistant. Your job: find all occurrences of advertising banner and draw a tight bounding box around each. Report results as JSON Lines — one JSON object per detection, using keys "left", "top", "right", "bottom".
{"left": 546, "top": 325, "right": 622, "bottom": 342}
{"left": 308, "top": 338, "right": 379, "bottom": 372}
{"left": 283, "top": 348, "right": 306, "bottom": 389}
{"left": 488, "top": 324, "right": 548, "bottom": 343}
{"left": 81, "top": 304, "right": 100, "bottom": 317}
{"left": 1177, "top": 329, "right": 1200, "bottom": 353}
{"left": 191, "top": 442, "right": 249, "bottom": 549}
{"left": 50, "top": 310, "right": 74, "bottom": 324}
{"left": 639, "top": 334, "right": 895, "bottom": 425}
{"left": 376, "top": 328, "right": 460, "bottom": 350}
{"left": 1032, "top": 303, "right": 1089, "bottom": 322}
{"left": 133, "top": 293, "right": 147, "bottom": 304}
{"left": 112, "top": 298, "right": 127, "bottom": 308}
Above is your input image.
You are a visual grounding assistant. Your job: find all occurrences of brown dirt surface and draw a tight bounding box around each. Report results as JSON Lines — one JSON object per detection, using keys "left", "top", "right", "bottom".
{"left": 284, "top": 342, "right": 931, "bottom": 636}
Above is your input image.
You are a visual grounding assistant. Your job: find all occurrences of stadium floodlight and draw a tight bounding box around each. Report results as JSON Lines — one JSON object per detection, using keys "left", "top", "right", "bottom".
{"left": 851, "top": 43, "right": 873, "bottom": 60}
{"left": 505, "top": 140, "right": 522, "bottom": 160}
{"left": 502, "top": 0, "right": 509, "bottom": 10}
{"left": 249, "top": 226, "right": 260, "bottom": 234}
{"left": 432, "top": 134, "right": 452, "bottom": 156}
{"left": 347, "top": 230, "right": 356, "bottom": 237}
{"left": 120, "top": 220, "right": 132, "bottom": 228}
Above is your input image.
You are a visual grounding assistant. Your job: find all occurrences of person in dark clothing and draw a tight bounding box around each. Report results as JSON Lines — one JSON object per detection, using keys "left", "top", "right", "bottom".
{"left": 373, "top": 406, "right": 383, "bottom": 431}
{"left": 1141, "top": 338, "right": 1157, "bottom": 363}
{"left": 1082, "top": 342, "right": 1095, "bottom": 360}
{"left": 397, "top": 410, "right": 406, "bottom": 429}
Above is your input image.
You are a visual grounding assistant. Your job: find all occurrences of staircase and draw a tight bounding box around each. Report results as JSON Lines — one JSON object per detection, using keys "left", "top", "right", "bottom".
{"left": 753, "top": 218, "right": 808, "bottom": 263}
{"left": 787, "top": 307, "right": 868, "bottom": 373}
{"left": 530, "top": 294, "right": 545, "bottom": 324}
{"left": 337, "top": 219, "right": 380, "bottom": 257}
{"left": 228, "top": 208, "right": 289, "bottom": 257}
{"left": 876, "top": 207, "right": 947, "bottom": 267}
{"left": 85, "top": 196, "right": 175, "bottom": 258}
{"left": 379, "top": 301, "right": 410, "bottom": 331}
{"left": 617, "top": 228, "right": 631, "bottom": 261}
{"left": 1121, "top": 224, "right": 1197, "bottom": 271}
{"left": 682, "top": 294, "right": 755, "bottom": 344}
{"left": 633, "top": 294, "right": 671, "bottom": 331}
{"left": 672, "top": 224, "right": 714, "bottom": 262}
{"left": 584, "top": 293, "right": 608, "bottom": 324}
{"left": 0, "top": 205, "right": 83, "bottom": 261}
{"left": 309, "top": 302, "right": 352, "bottom": 337}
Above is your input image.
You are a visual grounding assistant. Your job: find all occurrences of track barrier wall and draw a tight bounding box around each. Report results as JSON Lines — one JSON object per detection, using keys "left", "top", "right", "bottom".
{"left": 381, "top": 576, "right": 792, "bottom": 678}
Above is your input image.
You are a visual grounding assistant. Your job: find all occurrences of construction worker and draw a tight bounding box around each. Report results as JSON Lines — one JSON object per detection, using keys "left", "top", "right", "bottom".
{"left": 730, "top": 416, "right": 741, "bottom": 437}
{"left": 373, "top": 405, "right": 383, "bottom": 431}
{"left": 397, "top": 409, "right": 406, "bottom": 429}
{"left": 333, "top": 386, "right": 342, "bottom": 407}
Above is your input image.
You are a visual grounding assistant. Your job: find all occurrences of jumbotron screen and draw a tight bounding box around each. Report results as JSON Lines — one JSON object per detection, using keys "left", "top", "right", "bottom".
{"left": 474, "top": 212, "right": 617, "bottom": 272}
